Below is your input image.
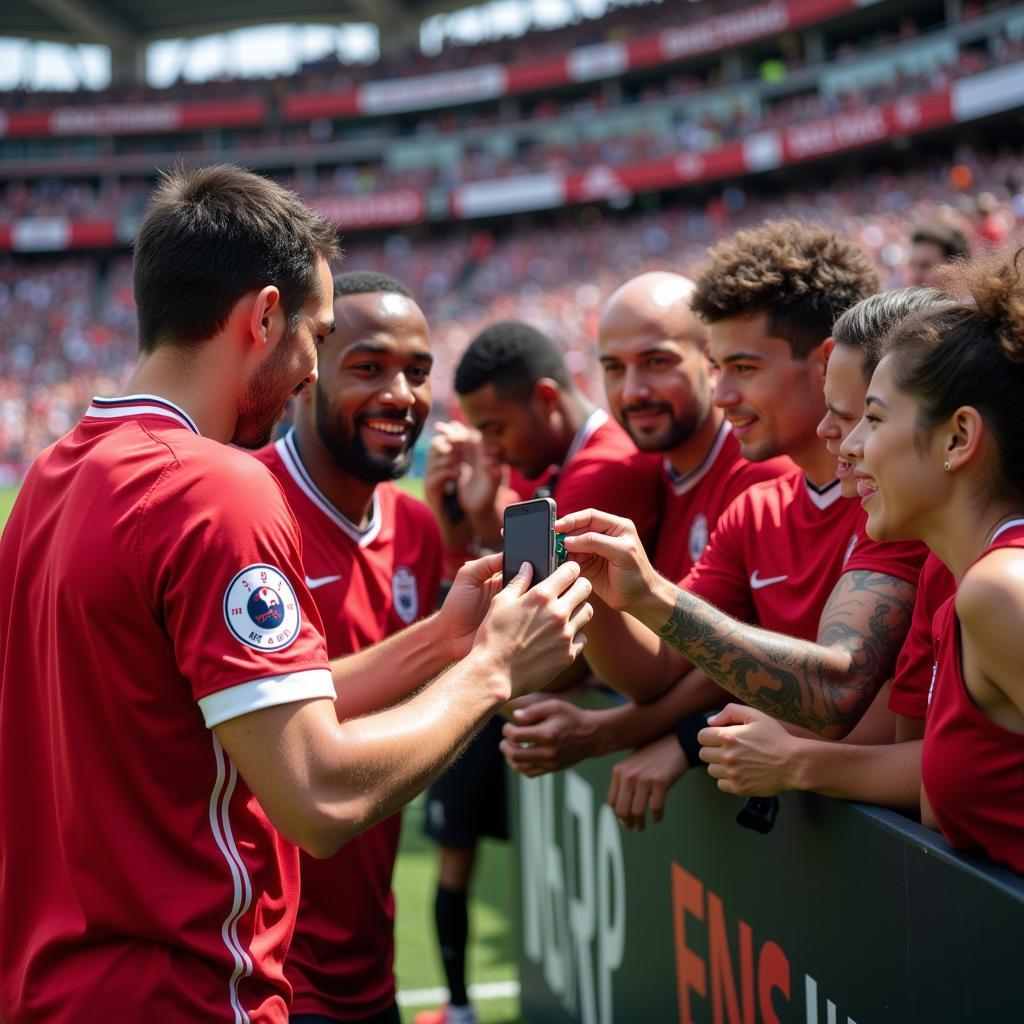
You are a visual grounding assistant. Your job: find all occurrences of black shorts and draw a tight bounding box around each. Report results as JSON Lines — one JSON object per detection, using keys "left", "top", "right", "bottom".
{"left": 423, "top": 715, "right": 509, "bottom": 848}
{"left": 291, "top": 1003, "right": 400, "bottom": 1024}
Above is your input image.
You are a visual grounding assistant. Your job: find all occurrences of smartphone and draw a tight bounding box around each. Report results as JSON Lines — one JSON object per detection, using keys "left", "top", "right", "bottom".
{"left": 502, "top": 497, "right": 556, "bottom": 588}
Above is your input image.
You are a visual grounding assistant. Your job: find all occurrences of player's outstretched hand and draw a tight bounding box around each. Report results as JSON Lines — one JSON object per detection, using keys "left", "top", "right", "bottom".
{"left": 438, "top": 552, "right": 505, "bottom": 662}
{"left": 555, "top": 508, "right": 655, "bottom": 612}
{"left": 698, "top": 704, "right": 799, "bottom": 797}
{"left": 607, "top": 733, "right": 687, "bottom": 831}
{"left": 475, "top": 561, "right": 593, "bottom": 699}
{"left": 500, "top": 697, "right": 604, "bottom": 777}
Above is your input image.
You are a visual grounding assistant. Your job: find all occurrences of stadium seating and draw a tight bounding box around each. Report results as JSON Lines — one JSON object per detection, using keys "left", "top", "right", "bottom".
{"left": 3, "top": 0, "right": 1024, "bottom": 472}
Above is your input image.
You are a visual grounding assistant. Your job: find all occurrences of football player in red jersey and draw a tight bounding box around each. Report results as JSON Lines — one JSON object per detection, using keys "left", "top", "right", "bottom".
{"left": 429, "top": 319, "right": 664, "bottom": 551}
{"left": 0, "top": 166, "right": 593, "bottom": 1024}
{"left": 501, "top": 272, "right": 790, "bottom": 775}
{"left": 255, "top": 271, "right": 444, "bottom": 1024}
{"left": 546, "top": 222, "right": 931, "bottom": 828}
{"left": 417, "top": 320, "right": 663, "bottom": 1024}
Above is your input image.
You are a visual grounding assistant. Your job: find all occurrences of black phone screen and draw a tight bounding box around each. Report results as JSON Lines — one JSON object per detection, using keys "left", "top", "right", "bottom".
{"left": 502, "top": 498, "right": 555, "bottom": 588}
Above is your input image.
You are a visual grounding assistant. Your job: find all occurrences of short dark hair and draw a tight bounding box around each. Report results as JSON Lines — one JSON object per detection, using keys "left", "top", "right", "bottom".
{"left": 910, "top": 222, "right": 970, "bottom": 262}
{"left": 333, "top": 270, "right": 414, "bottom": 300}
{"left": 133, "top": 164, "right": 339, "bottom": 353}
{"left": 691, "top": 219, "right": 880, "bottom": 357}
{"left": 833, "top": 287, "right": 952, "bottom": 382}
{"left": 454, "top": 321, "right": 571, "bottom": 401}
{"left": 882, "top": 248, "right": 1024, "bottom": 499}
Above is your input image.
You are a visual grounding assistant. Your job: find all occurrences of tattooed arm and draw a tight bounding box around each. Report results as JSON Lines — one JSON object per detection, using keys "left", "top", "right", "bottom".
{"left": 636, "top": 569, "right": 913, "bottom": 737}
{"left": 561, "top": 509, "right": 915, "bottom": 739}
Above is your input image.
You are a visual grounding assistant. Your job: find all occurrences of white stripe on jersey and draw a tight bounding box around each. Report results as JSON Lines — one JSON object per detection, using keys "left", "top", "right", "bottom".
{"left": 803, "top": 476, "right": 843, "bottom": 510}
{"left": 564, "top": 407, "right": 607, "bottom": 465}
{"left": 85, "top": 394, "right": 200, "bottom": 434}
{"left": 989, "top": 518, "right": 1024, "bottom": 546}
{"left": 219, "top": 753, "right": 255, "bottom": 1020}
{"left": 663, "top": 419, "right": 732, "bottom": 496}
{"left": 275, "top": 430, "right": 383, "bottom": 547}
{"left": 208, "top": 735, "right": 254, "bottom": 1024}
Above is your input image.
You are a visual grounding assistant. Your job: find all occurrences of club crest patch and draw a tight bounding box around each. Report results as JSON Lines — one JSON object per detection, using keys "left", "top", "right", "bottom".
{"left": 689, "top": 513, "right": 709, "bottom": 563}
{"left": 392, "top": 565, "right": 419, "bottom": 624}
{"left": 223, "top": 564, "right": 301, "bottom": 651}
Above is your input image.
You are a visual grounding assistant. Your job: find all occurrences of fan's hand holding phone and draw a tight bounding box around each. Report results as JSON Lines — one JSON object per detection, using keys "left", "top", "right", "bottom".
{"left": 502, "top": 498, "right": 556, "bottom": 587}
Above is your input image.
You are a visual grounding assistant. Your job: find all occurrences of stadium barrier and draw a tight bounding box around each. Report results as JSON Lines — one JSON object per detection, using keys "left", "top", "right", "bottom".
{"left": 511, "top": 699, "right": 1024, "bottom": 1024}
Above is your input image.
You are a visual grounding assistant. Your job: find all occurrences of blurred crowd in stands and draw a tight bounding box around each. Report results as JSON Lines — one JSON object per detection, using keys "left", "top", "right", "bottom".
{"left": 2, "top": 0, "right": 1016, "bottom": 112}
{"left": 3, "top": 28, "right": 1021, "bottom": 221}
{"left": 2, "top": 145, "right": 1022, "bottom": 477}
{"left": 0, "top": 0, "right": 825, "bottom": 108}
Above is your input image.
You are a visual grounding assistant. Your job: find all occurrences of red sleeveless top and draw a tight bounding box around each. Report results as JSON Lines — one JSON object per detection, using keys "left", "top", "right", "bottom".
{"left": 921, "top": 520, "right": 1024, "bottom": 873}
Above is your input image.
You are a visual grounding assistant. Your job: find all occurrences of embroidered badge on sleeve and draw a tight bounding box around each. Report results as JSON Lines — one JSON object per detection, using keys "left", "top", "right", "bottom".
{"left": 223, "top": 564, "right": 302, "bottom": 651}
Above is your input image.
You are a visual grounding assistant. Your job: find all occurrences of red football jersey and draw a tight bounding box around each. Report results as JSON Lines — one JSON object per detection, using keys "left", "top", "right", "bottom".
{"left": 922, "top": 521, "right": 1024, "bottom": 873}
{"left": 652, "top": 422, "right": 793, "bottom": 580}
{"left": 509, "top": 465, "right": 546, "bottom": 501}
{"left": 549, "top": 409, "right": 662, "bottom": 538}
{"left": 445, "top": 409, "right": 662, "bottom": 576}
{"left": 681, "top": 469, "right": 927, "bottom": 641}
{"left": 257, "top": 432, "right": 443, "bottom": 1020}
{"left": 889, "top": 553, "right": 956, "bottom": 719}
{"left": 0, "top": 396, "right": 334, "bottom": 1024}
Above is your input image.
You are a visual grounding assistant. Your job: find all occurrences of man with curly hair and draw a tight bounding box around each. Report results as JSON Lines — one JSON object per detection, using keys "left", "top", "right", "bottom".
{"left": 508, "top": 220, "right": 928, "bottom": 827}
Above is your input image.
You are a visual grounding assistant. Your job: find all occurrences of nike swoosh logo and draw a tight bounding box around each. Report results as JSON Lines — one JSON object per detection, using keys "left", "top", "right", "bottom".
{"left": 750, "top": 571, "right": 789, "bottom": 590}
{"left": 305, "top": 574, "right": 342, "bottom": 589}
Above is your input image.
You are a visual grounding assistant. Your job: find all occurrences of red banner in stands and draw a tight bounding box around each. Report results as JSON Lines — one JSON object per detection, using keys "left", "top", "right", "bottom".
{"left": 0, "top": 72, "right": 1011, "bottom": 249}
{"left": 781, "top": 90, "right": 954, "bottom": 163}
{"left": 631, "top": 0, "right": 857, "bottom": 68}
{"left": 0, "top": 218, "right": 117, "bottom": 251}
{"left": 311, "top": 189, "right": 426, "bottom": 228}
{"left": 283, "top": 0, "right": 865, "bottom": 124}
{"left": 0, "top": 98, "right": 267, "bottom": 139}
{"left": 566, "top": 143, "right": 748, "bottom": 202}
{"left": 279, "top": 91, "right": 361, "bottom": 121}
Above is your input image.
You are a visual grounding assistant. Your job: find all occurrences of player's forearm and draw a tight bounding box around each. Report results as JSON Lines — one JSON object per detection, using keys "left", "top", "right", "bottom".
{"left": 583, "top": 598, "right": 688, "bottom": 702}
{"left": 632, "top": 577, "right": 860, "bottom": 738}
{"left": 329, "top": 612, "right": 450, "bottom": 720}
{"left": 315, "top": 649, "right": 510, "bottom": 854}
{"left": 790, "top": 738, "right": 922, "bottom": 811}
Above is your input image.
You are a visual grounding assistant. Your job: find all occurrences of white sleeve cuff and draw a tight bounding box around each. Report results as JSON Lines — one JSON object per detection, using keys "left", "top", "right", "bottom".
{"left": 199, "top": 669, "right": 336, "bottom": 728}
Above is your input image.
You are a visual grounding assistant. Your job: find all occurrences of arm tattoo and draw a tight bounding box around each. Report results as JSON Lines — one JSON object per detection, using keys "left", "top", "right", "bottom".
{"left": 655, "top": 571, "right": 916, "bottom": 737}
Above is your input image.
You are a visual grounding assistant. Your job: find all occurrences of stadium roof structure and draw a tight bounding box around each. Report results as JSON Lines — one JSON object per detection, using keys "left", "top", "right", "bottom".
{"left": 2, "top": 0, "right": 467, "bottom": 45}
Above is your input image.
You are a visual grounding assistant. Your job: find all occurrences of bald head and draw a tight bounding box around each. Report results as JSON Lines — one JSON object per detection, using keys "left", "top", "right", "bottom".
{"left": 598, "top": 272, "right": 715, "bottom": 454}
{"left": 599, "top": 272, "right": 708, "bottom": 350}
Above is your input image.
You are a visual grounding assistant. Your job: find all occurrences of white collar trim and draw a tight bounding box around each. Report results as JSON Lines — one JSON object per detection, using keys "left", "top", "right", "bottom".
{"left": 275, "top": 430, "right": 382, "bottom": 547}
{"left": 85, "top": 394, "right": 200, "bottom": 435}
{"left": 664, "top": 420, "right": 732, "bottom": 496}
{"left": 803, "top": 476, "right": 844, "bottom": 511}
{"left": 989, "top": 518, "right": 1024, "bottom": 546}
{"left": 565, "top": 408, "right": 607, "bottom": 466}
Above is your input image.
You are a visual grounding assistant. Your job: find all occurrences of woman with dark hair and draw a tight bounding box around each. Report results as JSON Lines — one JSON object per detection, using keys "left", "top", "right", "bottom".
{"left": 843, "top": 249, "right": 1024, "bottom": 873}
